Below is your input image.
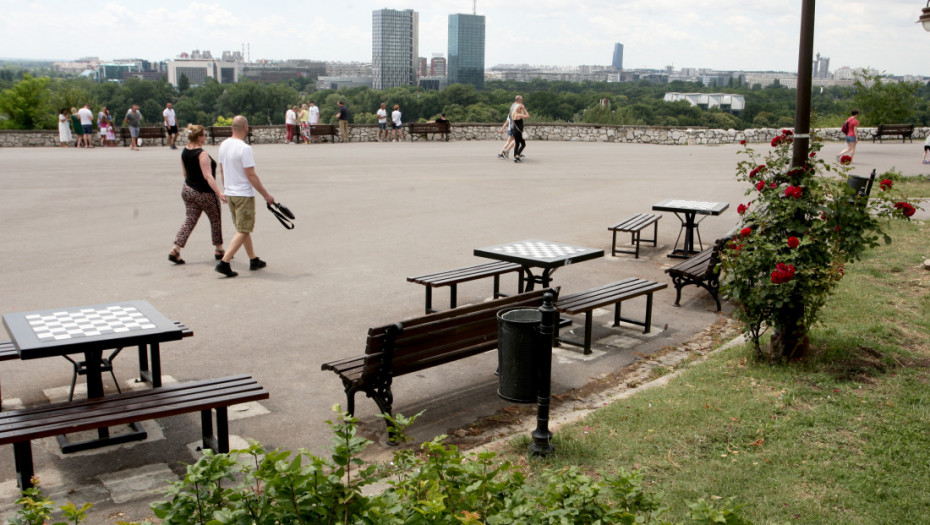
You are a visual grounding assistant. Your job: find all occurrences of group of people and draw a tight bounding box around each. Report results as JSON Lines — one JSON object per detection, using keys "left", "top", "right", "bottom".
{"left": 375, "top": 103, "right": 406, "bottom": 142}
{"left": 56, "top": 102, "right": 181, "bottom": 151}
{"left": 497, "top": 95, "right": 530, "bottom": 162}
{"left": 284, "top": 101, "right": 322, "bottom": 144}
{"left": 168, "top": 115, "right": 275, "bottom": 279}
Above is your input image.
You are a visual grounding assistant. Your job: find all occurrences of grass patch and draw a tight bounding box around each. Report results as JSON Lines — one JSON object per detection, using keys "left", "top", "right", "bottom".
{"left": 499, "top": 219, "right": 930, "bottom": 524}
{"left": 891, "top": 174, "right": 930, "bottom": 199}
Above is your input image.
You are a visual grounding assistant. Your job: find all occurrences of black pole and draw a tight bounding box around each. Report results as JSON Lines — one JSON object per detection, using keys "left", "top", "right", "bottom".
{"left": 530, "top": 292, "right": 556, "bottom": 457}
{"left": 792, "top": 0, "right": 816, "bottom": 169}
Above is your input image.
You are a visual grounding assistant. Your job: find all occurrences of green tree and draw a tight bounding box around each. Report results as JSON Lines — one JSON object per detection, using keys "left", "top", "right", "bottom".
{"left": 852, "top": 70, "right": 920, "bottom": 125}
{"left": 0, "top": 73, "right": 53, "bottom": 129}
{"left": 176, "top": 73, "right": 190, "bottom": 93}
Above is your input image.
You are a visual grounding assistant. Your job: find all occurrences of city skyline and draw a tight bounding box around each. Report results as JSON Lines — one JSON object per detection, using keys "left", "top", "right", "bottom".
{"left": 1, "top": 0, "right": 928, "bottom": 77}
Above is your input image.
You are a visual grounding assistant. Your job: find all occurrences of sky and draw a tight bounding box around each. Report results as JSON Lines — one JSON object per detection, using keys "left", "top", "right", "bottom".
{"left": 1, "top": 0, "right": 928, "bottom": 76}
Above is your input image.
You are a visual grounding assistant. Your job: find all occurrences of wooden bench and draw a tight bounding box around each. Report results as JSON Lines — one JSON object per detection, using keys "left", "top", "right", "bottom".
{"left": 555, "top": 278, "right": 667, "bottom": 355}
{"left": 119, "top": 126, "right": 166, "bottom": 147}
{"left": 407, "top": 261, "right": 524, "bottom": 314}
{"left": 208, "top": 126, "right": 254, "bottom": 145}
{"left": 608, "top": 213, "right": 662, "bottom": 258}
{"left": 321, "top": 288, "right": 556, "bottom": 439}
{"left": 408, "top": 121, "right": 450, "bottom": 141}
{"left": 871, "top": 124, "right": 914, "bottom": 143}
{"left": 0, "top": 321, "right": 193, "bottom": 405}
{"left": 307, "top": 124, "right": 337, "bottom": 143}
{"left": 0, "top": 374, "right": 269, "bottom": 489}
{"left": 665, "top": 237, "right": 729, "bottom": 311}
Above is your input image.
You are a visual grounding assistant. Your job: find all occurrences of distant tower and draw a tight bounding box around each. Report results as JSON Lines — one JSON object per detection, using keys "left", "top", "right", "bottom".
{"left": 448, "top": 13, "right": 485, "bottom": 90}
{"left": 612, "top": 43, "right": 624, "bottom": 70}
{"left": 372, "top": 8, "right": 419, "bottom": 89}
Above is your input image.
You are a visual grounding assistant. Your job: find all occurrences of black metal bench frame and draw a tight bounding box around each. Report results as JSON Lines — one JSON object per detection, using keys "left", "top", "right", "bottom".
{"left": 871, "top": 124, "right": 914, "bottom": 143}
{"left": 407, "top": 261, "right": 524, "bottom": 314}
{"left": 321, "top": 288, "right": 556, "bottom": 439}
{"left": 608, "top": 213, "right": 662, "bottom": 258}
{"left": 0, "top": 374, "right": 269, "bottom": 490}
{"left": 408, "top": 121, "right": 450, "bottom": 141}
{"left": 555, "top": 278, "right": 667, "bottom": 355}
{"left": 665, "top": 238, "right": 729, "bottom": 311}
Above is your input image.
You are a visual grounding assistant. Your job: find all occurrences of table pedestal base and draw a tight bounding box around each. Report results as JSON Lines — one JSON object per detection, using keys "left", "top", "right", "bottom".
{"left": 56, "top": 422, "right": 147, "bottom": 454}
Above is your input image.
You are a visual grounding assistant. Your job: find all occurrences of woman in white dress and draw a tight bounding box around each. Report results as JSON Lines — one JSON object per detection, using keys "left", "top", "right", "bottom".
{"left": 57, "top": 108, "right": 72, "bottom": 147}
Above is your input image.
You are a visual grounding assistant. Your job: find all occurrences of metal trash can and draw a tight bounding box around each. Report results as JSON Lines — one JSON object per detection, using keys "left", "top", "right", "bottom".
{"left": 497, "top": 307, "right": 543, "bottom": 404}
{"left": 847, "top": 174, "right": 872, "bottom": 197}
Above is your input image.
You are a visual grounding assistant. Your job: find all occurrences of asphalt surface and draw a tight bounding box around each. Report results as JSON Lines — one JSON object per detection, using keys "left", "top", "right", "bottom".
{"left": 0, "top": 138, "right": 924, "bottom": 521}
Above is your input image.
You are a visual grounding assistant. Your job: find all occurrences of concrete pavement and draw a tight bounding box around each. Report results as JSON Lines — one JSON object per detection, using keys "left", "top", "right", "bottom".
{"left": 0, "top": 138, "right": 924, "bottom": 521}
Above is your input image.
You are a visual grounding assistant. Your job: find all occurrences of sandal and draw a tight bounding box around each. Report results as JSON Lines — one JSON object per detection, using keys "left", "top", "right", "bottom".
{"left": 168, "top": 249, "right": 186, "bottom": 265}
{"left": 214, "top": 249, "right": 225, "bottom": 261}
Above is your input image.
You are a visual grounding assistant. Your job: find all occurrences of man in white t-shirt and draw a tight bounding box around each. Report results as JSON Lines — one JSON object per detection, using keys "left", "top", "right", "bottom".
{"left": 285, "top": 106, "right": 298, "bottom": 144}
{"left": 215, "top": 116, "right": 275, "bottom": 278}
{"left": 77, "top": 104, "right": 94, "bottom": 148}
{"left": 307, "top": 101, "right": 320, "bottom": 142}
{"left": 163, "top": 102, "right": 178, "bottom": 150}
{"left": 376, "top": 103, "right": 388, "bottom": 142}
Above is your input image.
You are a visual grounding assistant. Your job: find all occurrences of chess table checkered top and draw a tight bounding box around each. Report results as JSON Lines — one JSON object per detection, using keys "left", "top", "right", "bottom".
{"left": 652, "top": 199, "right": 729, "bottom": 215}
{"left": 474, "top": 239, "right": 604, "bottom": 266}
{"left": 2, "top": 300, "right": 181, "bottom": 358}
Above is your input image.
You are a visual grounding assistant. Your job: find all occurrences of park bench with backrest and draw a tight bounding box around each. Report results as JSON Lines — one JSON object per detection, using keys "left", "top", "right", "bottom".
{"left": 407, "top": 261, "right": 524, "bottom": 314}
{"left": 120, "top": 127, "right": 166, "bottom": 147}
{"left": 408, "top": 121, "right": 450, "bottom": 141}
{"left": 0, "top": 374, "right": 269, "bottom": 489}
{"left": 307, "top": 124, "right": 337, "bottom": 142}
{"left": 209, "top": 126, "right": 253, "bottom": 145}
{"left": 608, "top": 213, "right": 662, "bottom": 258}
{"left": 871, "top": 124, "right": 914, "bottom": 143}
{"left": 665, "top": 237, "right": 731, "bottom": 312}
{"left": 555, "top": 277, "right": 667, "bottom": 355}
{"left": 320, "top": 288, "right": 556, "bottom": 437}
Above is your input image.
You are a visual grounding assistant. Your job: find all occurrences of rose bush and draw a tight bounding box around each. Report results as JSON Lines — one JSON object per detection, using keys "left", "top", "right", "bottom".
{"left": 721, "top": 130, "right": 919, "bottom": 359}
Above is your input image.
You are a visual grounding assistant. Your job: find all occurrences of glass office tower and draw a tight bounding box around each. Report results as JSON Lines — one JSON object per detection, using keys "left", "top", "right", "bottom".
{"left": 373, "top": 9, "right": 419, "bottom": 89}
{"left": 612, "top": 43, "right": 624, "bottom": 70}
{"left": 448, "top": 14, "right": 485, "bottom": 90}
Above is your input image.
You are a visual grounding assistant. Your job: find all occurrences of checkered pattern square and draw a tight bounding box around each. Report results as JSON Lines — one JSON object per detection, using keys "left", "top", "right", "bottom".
{"left": 24, "top": 305, "right": 157, "bottom": 342}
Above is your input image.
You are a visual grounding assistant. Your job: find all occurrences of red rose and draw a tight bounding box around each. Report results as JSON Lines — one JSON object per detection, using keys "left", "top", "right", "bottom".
{"left": 740, "top": 227, "right": 752, "bottom": 238}
{"left": 771, "top": 262, "right": 796, "bottom": 284}
{"left": 737, "top": 203, "right": 749, "bottom": 215}
{"left": 809, "top": 151, "right": 816, "bottom": 158}
{"left": 769, "top": 182, "right": 777, "bottom": 189}
{"left": 785, "top": 186, "right": 802, "bottom": 199}
{"left": 879, "top": 179, "right": 893, "bottom": 191}
{"left": 787, "top": 236, "right": 800, "bottom": 248}
{"left": 749, "top": 165, "right": 765, "bottom": 178}
{"left": 840, "top": 155, "right": 852, "bottom": 165}
{"left": 894, "top": 201, "right": 916, "bottom": 217}
{"left": 782, "top": 129, "right": 794, "bottom": 136}
{"left": 740, "top": 139, "right": 747, "bottom": 145}
{"left": 756, "top": 180, "right": 766, "bottom": 191}
{"left": 729, "top": 242, "right": 743, "bottom": 251}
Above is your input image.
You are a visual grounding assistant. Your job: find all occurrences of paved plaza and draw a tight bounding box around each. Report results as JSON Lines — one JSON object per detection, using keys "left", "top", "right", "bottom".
{"left": 0, "top": 138, "right": 924, "bottom": 521}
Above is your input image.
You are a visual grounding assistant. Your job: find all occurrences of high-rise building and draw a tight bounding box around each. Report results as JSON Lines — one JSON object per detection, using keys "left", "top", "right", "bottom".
{"left": 418, "top": 57, "right": 428, "bottom": 78}
{"left": 612, "top": 43, "right": 624, "bottom": 70}
{"left": 448, "top": 13, "right": 485, "bottom": 90}
{"left": 372, "top": 8, "right": 419, "bottom": 89}
{"left": 430, "top": 55, "right": 447, "bottom": 77}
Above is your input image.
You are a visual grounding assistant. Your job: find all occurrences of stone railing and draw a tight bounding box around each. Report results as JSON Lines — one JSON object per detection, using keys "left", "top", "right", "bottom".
{"left": 3, "top": 124, "right": 927, "bottom": 147}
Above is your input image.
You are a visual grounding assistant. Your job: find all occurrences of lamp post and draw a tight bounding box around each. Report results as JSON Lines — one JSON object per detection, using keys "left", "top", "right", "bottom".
{"left": 791, "top": 0, "right": 816, "bottom": 169}
{"left": 920, "top": 1, "right": 930, "bottom": 31}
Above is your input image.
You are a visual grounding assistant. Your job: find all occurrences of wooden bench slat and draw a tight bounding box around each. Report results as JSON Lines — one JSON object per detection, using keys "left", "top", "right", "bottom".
{"left": 408, "top": 261, "right": 523, "bottom": 314}
{"left": 665, "top": 237, "right": 729, "bottom": 311}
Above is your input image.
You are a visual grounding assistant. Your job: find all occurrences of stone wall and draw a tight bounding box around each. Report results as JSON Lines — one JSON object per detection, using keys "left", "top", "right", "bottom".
{"left": 3, "top": 124, "right": 928, "bottom": 147}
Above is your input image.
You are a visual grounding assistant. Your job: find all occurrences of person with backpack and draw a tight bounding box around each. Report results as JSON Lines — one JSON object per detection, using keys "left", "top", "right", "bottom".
{"left": 836, "top": 110, "right": 860, "bottom": 164}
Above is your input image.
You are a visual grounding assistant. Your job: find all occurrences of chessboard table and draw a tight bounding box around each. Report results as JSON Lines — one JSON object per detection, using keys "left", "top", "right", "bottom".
{"left": 474, "top": 240, "right": 604, "bottom": 291}
{"left": 2, "top": 300, "right": 184, "bottom": 452}
{"left": 652, "top": 199, "right": 729, "bottom": 258}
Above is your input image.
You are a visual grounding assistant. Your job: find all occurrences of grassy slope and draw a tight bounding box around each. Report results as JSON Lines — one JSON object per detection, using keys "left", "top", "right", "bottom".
{"left": 503, "top": 219, "right": 930, "bottom": 524}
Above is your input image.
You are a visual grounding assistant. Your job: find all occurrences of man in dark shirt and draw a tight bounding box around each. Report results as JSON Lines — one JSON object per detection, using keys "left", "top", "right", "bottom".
{"left": 435, "top": 112, "right": 450, "bottom": 141}
{"left": 337, "top": 101, "right": 349, "bottom": 143}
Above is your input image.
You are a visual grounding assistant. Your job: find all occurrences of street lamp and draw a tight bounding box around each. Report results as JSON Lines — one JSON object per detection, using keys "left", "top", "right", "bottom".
{"left": 920, "top": 1, "right": 930, "bottom": 31}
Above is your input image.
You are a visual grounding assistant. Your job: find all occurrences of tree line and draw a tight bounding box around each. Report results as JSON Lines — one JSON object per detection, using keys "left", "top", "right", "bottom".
{"left": 0, "top": 68, "right": 925, "bottom": 132}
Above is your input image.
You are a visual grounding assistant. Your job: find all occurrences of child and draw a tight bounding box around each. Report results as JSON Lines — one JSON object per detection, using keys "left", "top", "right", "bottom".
{"left": 923, "top": 134, "right": 930, "bottom": 164}
{"left": 105, "top": 119, "right": 116, "bottom": 146}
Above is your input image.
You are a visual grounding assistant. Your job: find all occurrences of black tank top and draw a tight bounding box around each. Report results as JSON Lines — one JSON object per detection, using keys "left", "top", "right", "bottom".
{"left": 181, "top": 147, "right": 216, "bottom": 194}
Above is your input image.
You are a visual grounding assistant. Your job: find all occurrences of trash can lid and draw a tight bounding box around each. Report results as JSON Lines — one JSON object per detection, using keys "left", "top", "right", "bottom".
{"left": 499, "top": 308, "right": 542, "bottom": 323}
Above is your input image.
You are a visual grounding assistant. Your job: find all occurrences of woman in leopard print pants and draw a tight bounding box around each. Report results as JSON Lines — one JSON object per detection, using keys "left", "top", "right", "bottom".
{"left": 168, "top": 124, "right": 226, "bottom": 264}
